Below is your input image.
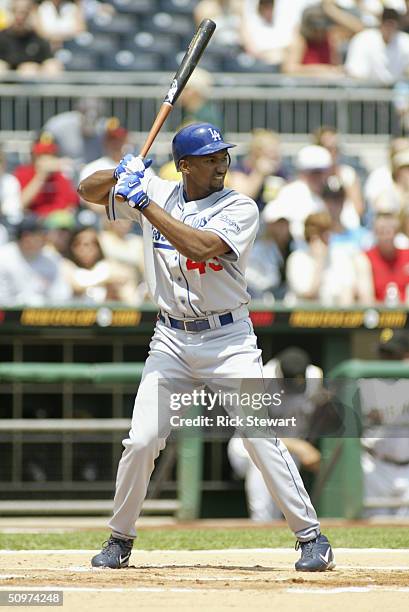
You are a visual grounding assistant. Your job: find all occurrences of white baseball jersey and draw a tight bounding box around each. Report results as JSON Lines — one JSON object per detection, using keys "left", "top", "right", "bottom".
{"left": 107, "top": 176, "right": 259, "bottom": 317}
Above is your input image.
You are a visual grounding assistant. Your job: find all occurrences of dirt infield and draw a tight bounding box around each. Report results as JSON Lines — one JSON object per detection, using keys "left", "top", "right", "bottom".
{"left": 1, "top": 549, "right": 408, "bottom": 611}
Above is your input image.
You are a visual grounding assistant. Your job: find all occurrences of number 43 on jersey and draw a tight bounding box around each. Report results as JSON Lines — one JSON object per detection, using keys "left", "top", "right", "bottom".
{"left": 186, "top": 257, "right": 223, "bottom": 274}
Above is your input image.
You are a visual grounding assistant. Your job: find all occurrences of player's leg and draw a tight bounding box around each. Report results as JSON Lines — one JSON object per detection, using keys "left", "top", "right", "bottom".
{"left": 200, "top": 317, "right": 334, "bottom": 570}
{"left": 92, "top": 323, "right": 193, "bottom": 567}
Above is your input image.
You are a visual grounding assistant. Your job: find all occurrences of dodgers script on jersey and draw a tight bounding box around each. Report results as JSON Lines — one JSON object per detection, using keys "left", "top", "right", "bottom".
{"left": 107, "top": 175, "right": 259, "bottom": 317}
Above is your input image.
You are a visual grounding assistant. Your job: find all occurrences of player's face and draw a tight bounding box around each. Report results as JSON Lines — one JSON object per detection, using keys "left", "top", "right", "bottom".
{"left": 184, "top": 150, "right": 230, "bottom": 197}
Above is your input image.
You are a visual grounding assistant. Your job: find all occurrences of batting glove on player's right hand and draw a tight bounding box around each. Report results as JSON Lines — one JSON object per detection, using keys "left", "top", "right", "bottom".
{"left": 113, "top": 155, "right": 152, "bottom": 180}
{"left": 115, "top": 173, "right": 150, "bottom": 210}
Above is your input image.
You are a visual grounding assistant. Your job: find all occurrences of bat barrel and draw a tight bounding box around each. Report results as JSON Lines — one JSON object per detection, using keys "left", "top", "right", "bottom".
{"left": 163, "top": 19, "right": 216, "bottom": 106}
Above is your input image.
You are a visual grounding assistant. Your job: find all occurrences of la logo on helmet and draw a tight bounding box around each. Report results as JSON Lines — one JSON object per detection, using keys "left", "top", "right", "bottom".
{"left": 208, "top": 128, "right": 221, "bottom": 142}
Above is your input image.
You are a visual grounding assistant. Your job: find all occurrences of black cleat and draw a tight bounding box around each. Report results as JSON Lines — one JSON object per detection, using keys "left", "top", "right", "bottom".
{"left": 91, "top": 535, "right": 133, "bottom": 569}
{"left": 295, "top": 533, "right": 335, "bottom": 572}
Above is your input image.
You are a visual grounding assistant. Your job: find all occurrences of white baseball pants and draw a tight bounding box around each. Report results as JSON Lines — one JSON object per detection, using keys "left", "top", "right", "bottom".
{"left": 109, "top": 317, "right": 320, "bottom": 541}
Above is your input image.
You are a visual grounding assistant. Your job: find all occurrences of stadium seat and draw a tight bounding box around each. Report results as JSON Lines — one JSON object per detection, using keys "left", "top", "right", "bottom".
{"left": 142, "top": 12, "right": 194, "bottom": 37}
{"left": 222, "top": 51, "right": 277, "bottom": 73}
{"left": 56, "top": 48, "right": 99, "bottom": 71}
{"left": 63, "top": 32, "right": 119, "bottom": 56}
{"left": 159, "top": 0, "right": 198, "bottom": 14}
{"left": 112, "top": 0, "right": 156, "bottom": 14}
{"left": 123, "top": 31, "right": 182, "bottom": 55}
{"left": 100, "top": 49, "right": 162, "bottom": 71}
{"left": 88, "top": 12, "right": 138, "bottom": 35}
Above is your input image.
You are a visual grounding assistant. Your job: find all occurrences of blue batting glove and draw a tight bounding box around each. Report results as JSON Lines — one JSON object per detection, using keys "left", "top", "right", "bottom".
{"left": 115, "top": 173, "right": 150, "bottom": 210}
{"left": 113, "top": 155, "right": 152, "bottom": 180}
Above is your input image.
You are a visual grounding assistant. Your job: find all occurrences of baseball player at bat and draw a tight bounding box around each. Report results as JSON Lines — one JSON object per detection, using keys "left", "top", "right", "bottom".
{"left": 78, "top": 123, "right": 334, "bottom": 572}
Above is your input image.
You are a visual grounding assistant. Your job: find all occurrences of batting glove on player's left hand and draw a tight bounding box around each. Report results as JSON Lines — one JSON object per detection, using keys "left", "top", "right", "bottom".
{"left": 115, "top": 173, "right": 150, "bottom": 210}
{"left": 113, "top": 155, "right": 152, "bottom": 180}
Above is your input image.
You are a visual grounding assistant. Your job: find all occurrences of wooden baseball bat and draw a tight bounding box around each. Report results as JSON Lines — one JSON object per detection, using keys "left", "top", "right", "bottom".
{"left": 139, "top": 18, "right": 216, "bottom": 158}
{"left": 116, "top": 19, "right": 216, "bottom": 200}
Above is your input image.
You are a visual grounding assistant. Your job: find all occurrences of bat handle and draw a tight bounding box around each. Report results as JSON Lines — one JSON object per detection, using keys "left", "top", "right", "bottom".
{"left": 115, "top": 103, "right": 173, "bottom": 202}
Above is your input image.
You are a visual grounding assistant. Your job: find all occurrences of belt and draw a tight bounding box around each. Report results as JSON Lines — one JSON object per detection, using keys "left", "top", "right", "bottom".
{"left": 158, "top": 311, "right": 234, "bottom": 332}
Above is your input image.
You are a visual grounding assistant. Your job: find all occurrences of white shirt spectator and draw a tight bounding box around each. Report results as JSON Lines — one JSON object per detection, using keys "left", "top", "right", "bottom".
{"left": 264, "top": 180, "right": 326, "bottom": 243}
{"left": 345, "top": 27, "right": 409, "bottom": 84}
{"left": 0, "top": 240, "right": 71, "bottom": 306}
{"left": 0, "top": 173, "right": 23, "bottom": 224}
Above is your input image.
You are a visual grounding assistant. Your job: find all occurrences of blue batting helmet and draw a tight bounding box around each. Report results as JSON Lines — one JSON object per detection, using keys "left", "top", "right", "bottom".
{"left": 172, "top": 123, "right": 235, "bottom": 168}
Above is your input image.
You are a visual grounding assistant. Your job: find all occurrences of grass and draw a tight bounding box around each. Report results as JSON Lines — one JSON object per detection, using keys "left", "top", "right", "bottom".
{"left": 0, "top": 526, "right": 408, "bottom": 550}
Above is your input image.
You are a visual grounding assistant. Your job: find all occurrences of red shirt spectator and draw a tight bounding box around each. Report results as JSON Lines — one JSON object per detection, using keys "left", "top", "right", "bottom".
{"left": 365, "top": 246, "right": 409, "bottom": 301}
{"left": 364, "top": 214, "right": 409, "bottom": 302}
{"left": 14, "top": 140, "right": 79, "bottom": 217}
{"left": 302, "top": 38, "right": 331, "bottom": 65}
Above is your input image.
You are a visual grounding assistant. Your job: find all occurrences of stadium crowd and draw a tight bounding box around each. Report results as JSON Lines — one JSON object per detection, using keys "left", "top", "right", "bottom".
{"left": 1, "top": 1, "right": 409, "bottom": 77}
{"left": 3, "top": 117, "right": 409, "bottom": 307}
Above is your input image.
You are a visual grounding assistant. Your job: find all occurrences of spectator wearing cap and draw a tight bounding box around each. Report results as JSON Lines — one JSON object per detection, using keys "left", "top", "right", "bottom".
{"left": 43, "top": 209, "right": 76, "bottom": 258}
{"left": 345, "top": 8, "right": 409, "bottom": 84}
{"left": 13, "top": 136, "right": 79, "bottom": 218}
{"left": 0, "top": 0, "right": 62, "bottom": 75}
{"left": 262, "top": 145, "right": 332, "bottom": 243}
{"left": 322, "top": 176, "right": 373, "bottom": 253}
{"left": 363, "top": 213, "right": 409, "bottom": 303}
{"left": 371, "top": 148, "right": 409, "bottom": 217}
{"left": 79, "top": 119, "right": 130, "bottom": 182}
{"left": 246, "top": 200, "right": 293, "bottom": 302}
{"left": 228, "top": 129, "right": 289, "bottom": 212}
{"left": 313, "top": 125, "right": 364, "bottom": 227}
{"left": 0, "top": 215, "right": 71, "bottom": 305}
{"left": 359, "top": 328, "right": 409, "bottom": 517}
{"left": 285, "top": 211, "right": 370, "bottom": 305}
{"left": 42, "top": 98, "right": 107, "bottom": 171}
{"left": 364, "top": 137, "right": 409, "bottom": 215}
{"left": 228, "top": 347, "right": 323, "bottom": 521}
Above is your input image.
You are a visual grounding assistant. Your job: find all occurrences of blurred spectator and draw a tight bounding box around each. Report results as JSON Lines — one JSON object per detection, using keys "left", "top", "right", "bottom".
{"left": 228, "top": 348, "right": 323, "bottom": 521}
{"left": 263, "top": 145, "right": 331, "bottom": 243}
{"left": 246, "top": 200, "right": 293, "bottom": 301}
{"left": 0, "top": 0, "right": 62, "bottom": 75}
{"left": 369, "top": 148, "right": 409, "bottom": 216}
{"left": 228, "top": 129, "right": 288, "bottom": 212}
{"left": 396, "top": 203, "right": 409, "bottom": 247}
{"left": 180, "top": 68, "right": 222, "bottom": 128}
{"left": 313, "top": 125, "right": 364, "bottom": 226}
{"left": 364, "top": 137, "right": 409, "bottom": 213}
{"left": 34, "top": 0, "right": 85, "bottom": 51}
{"left": 240, "top": 0, "right": 293, "bottom": 68}
{"left": 0, "top": 215, "right": 71, "bottom": 305}
{"left": 42, "top": 98, "right": 107, "bottom": 171}
{"left": 363, "top": 213, "right": 409, "bottom": 303}
{"left": 0, "top": 0, "right": 11, "bottom": 29}
{"left": 360, "top": 328, "right": 409, "bottom": 517}
{"left": 0, "top": 146, "right": 23, "bottom": 233}
{"left": 322, "top": 177, "right": 373, "bottom": 252}
{"left": 345, "top": 8, "right": 409, "bottom": 84}
{"left": 43, "top": 209, "right": 75, "bottom": 258}
{"left": 13, "top": 135, "right": 79, "bottom": 217}
{"left": 286, "top": 211, "right": 371, "bottom": 304}
{"left": 79, "top": 118, "right": 130, "bottom": 181}
{"left": 62, "top": 226, "right": 139, "bottom": 304}
{"left": 194, "top": 0, "right": 241, "bottom": 47}
{"left": 282, "top": 4, "right": 344, "bottom": 77}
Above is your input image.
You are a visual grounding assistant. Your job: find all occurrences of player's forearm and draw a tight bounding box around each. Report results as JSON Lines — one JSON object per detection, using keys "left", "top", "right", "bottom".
{"left": 77, "top": 170, "right": 115, "bottom": 205}
{"left": 143, "top": 201, "right": 228, "bottom": 261}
